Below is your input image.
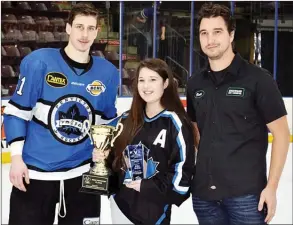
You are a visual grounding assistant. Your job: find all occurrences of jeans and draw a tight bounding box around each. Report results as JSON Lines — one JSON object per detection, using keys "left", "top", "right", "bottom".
{"left": 192, "top": 194, "right": 267, "bottom": 225}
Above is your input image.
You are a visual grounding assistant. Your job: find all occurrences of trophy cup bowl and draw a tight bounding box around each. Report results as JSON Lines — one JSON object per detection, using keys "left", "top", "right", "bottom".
{"left": 80, "top": 122, "right": 123, "bottom": 195}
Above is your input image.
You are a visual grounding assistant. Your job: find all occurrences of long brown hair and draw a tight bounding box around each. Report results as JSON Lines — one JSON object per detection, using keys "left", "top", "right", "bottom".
{"left": 112, "top": 58, "right": 194, "bottom": 171}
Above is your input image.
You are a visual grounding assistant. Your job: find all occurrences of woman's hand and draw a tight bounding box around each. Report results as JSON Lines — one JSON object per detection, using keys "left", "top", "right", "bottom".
{"left": 125, "top": 180, "right": 142, "bottom": 192}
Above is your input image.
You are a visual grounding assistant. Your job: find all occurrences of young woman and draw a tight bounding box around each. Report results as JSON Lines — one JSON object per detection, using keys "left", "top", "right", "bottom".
{"left": 94, "top": 58, "right": 196, "bottom": 224}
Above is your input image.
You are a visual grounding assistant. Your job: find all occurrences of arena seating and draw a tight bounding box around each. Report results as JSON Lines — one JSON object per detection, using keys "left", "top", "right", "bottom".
{"left": 1, "top": 1, "right": 147, "bottom": 97}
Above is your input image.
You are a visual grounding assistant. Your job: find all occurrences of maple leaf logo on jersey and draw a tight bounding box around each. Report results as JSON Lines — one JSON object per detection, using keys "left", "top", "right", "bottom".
{"left": 49, "top": 95, "right": 94, "bottom": 145}
{"left": 146, "top": 157, "right": 159, "bottom": 179}
{"left": 57, "top": 104, "right": 87, "bottom": 135}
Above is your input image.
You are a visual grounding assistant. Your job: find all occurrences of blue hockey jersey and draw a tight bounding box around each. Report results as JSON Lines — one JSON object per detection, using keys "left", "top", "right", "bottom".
{"left": 4, "top": 48, "right": 119, "bottom": 175}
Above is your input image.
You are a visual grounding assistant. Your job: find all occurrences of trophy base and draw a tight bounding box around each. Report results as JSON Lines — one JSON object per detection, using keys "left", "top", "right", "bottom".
{"left": 80, "top": 172, "right": 110, "bottom": 195}
{"left": 80, "top": 187, "right": 110, "bottom": 195}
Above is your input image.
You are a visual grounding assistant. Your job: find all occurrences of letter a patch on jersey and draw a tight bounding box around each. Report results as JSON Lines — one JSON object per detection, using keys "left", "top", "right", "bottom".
{"left": 153, "top": 129, "right": 167, "bottom": 148}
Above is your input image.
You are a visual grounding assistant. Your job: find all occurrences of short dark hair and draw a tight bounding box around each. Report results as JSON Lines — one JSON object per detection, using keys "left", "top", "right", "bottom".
{"left": 197, "top": 3, "right": 236, "bottom": 33}
{"left": 68, "top": 2, "right": 99, "bottom": 27}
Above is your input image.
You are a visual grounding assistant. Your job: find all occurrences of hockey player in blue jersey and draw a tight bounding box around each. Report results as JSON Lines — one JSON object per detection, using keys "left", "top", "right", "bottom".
{"left": 93, "top": 58, "right": 196, "bottom": 224}
{"left": 3, "top": 3, "right": 119, "bottom": 225}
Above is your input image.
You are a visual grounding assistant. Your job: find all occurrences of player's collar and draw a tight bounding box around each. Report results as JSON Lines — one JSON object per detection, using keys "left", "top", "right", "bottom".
{"left": 60, "top": 47, "right": 93, "bottom": 76}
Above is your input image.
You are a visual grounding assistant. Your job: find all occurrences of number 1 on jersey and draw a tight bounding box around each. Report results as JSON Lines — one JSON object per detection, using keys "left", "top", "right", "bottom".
{"left": 16, "top": 77, "right": 26, "bottom": 96}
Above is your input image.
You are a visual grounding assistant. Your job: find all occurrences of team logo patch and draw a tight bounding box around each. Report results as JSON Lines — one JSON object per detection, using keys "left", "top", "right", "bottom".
{"left": 48, "top": 95, "right": 95, "bottom": 145}
{"left": 194, "top": 90, "right": 205, "bottom": 98}
{"left": 46, "top": 72, "right": 68, "bottom": 88}
{"left": 226, "top": 87, "right": 245, "bottom": 97}
{"left": 86, "top": 80, "right": 106, "bottom": 96}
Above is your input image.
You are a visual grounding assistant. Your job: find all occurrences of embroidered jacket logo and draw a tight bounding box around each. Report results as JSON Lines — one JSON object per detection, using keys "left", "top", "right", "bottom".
{"left": 46, "top": 72, "right": 68, "bottom": 88}
{"left": 86, "top": 80, "right": 106, "bottom": 96}
{"left": 194, "top": 90, "right": 205, "bottom": 98}
{"left": 226, "top": 87, "right": 245, "bottom": 97}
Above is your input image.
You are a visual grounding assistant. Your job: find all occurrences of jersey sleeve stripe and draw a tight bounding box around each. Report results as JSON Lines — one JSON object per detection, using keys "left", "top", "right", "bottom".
{"left": 155, "top": 204, "right": 169, "bottom": 224}
{"left": 4, "top": 102, "right": 33, "bottom": 121}
{"left": 94, "top": 110, "right": 106, "bottom": 116}
{"left": 34, "top": 102, "right": 51, "bottom": 126}
{"left": 95, "top": 114, "right": 118, "bottom": 125}
{"left": 32, "top": 116, "right": 48, "bottom": 129}
{"left": 8, "top": 136, "right": 25, "bottom": 145}
{"left": 101, "top": 113, "right": 118, "bottom": 120}
{"left": 8, "top": 100, "right": 32, "bottom": 111}
{"left": 162, "top": 111, "right": 189, "bottom": 194}
{"left": 38, "top": 98, "right": 53, "bottom": 106}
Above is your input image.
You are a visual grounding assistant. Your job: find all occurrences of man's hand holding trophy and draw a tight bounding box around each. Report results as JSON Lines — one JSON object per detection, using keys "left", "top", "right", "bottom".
{"left": 80, "top": 119, "right": 123, "bottom": 195}
{"left": 80, "top": 117, "right": 154, "bottom": 196}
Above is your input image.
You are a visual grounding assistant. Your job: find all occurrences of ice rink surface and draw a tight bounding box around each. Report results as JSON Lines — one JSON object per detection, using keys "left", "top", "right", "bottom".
{"left": 1, "top": 144, "right": 292, "bottom": 224}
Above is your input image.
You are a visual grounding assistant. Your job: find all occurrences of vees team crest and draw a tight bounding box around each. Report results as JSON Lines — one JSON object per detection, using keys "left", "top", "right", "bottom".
{"left": 86, "top": 80, "right": 106, "bottom": 96}
{"left": 48, "top": 94, "right": 95, "bottom": 145}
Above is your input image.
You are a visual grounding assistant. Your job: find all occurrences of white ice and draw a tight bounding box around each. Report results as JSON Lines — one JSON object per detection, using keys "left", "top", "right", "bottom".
{"left": 1, "top": 144, "right": 292, "bottom": 224}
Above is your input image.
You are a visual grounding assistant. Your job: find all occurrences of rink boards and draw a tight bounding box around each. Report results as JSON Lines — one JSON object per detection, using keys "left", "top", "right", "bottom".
{"left": 1, "top": 97, "right": 292, "bottom": 164}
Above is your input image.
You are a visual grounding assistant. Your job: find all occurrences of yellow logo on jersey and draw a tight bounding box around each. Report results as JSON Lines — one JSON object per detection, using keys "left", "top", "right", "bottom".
{"left": 86, "top": 80, "right": 106, "bottom": 96}
{"left": 46, "top": 72, "right": 68, "bottom": 88}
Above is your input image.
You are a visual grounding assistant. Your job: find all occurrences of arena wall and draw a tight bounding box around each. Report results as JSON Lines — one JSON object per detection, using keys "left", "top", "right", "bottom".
{"left": 1, "top": 98, "right": 292, "bottom": 163}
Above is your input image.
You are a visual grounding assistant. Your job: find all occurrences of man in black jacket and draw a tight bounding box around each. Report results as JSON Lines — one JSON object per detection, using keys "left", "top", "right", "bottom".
{"left": 187, "top": 3, "right": 290, "bottom": 225}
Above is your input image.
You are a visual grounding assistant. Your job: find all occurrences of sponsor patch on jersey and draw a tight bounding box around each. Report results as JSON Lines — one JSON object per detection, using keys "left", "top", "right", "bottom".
{"left": 226, "top": 87, "right": 245, "bottom": 97}
{"left": 83, "top": 217, "right": 100, "bottom": 225}
{"left": 86, "top": 80, "right": 106, "bottom": 96}
{"left": 48, "top": 95, "right": 94, "bottom": 145}
{"left": 46, "top": 72, "right": 68, "bottom": 88}
{"left": 194, "top": 90, "right": 205, "bottom": 98}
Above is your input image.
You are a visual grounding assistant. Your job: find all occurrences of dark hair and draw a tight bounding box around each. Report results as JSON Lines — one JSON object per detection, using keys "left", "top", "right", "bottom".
{"left": 112, "top": 58, "right": 195, "bottom": 171}
{"left": 197, "top": 3, "right": 236, "bottom": 33}
{"left": 68, "top": 3, "right": 99, "bottom": 27}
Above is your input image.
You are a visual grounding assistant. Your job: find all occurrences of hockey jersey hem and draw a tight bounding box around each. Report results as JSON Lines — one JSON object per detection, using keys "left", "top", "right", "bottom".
{"left": 28, "top": 163, "right": 90, "bottom": 180}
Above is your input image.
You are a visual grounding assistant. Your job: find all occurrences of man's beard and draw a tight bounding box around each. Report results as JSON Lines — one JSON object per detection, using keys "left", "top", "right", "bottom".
{"left": 206, "top": 45, "right": 229, "bottom": 60}
{"left": 208, "top": 53, "right": 223, "bottom": 60}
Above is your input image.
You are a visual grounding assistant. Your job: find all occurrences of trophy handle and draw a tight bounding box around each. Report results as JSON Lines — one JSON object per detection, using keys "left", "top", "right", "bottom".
{"left": 111, "top": 123, "right": 123, "bottom": 147}
{"left": 82, "top": 120, "right": 94, "bottom": 145}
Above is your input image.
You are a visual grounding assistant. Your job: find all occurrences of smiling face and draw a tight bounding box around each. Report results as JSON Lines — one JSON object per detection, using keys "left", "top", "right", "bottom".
{"left": 199, "top": 16, "right": 234, "bottom": 60}
{"left": 137, "top": 67, "right": 168, "bottom": 105}
{"left": 66, "top": 14, "right": 98, "bottom": 53}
